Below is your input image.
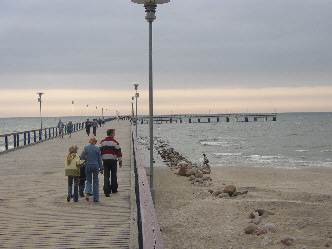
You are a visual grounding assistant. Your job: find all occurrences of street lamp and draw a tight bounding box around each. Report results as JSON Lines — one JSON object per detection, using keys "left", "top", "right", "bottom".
{"left": 87, "top": 104, "right": 89, "bottom": 118}
{"left": 132, "top": 82, "right": 139, "bottom": 136}
{"left": 36, "top": 92, "right": 44, "bottom": 129}
{"left": 131, "top": 0, "right": 170, "bottom": 203}
{"left": 131, "top": 96, "right": 135, "bottom": 123}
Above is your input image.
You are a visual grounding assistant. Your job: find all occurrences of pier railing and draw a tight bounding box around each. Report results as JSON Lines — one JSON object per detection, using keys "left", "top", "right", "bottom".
{"left": 0, "top": 122, "right": 85, "bottom": 153}
{"left": 0, "top": 118, "right": 116, "bottom": 153}
{"left": 132, "top": 127, "right": 164, "bottom": 249}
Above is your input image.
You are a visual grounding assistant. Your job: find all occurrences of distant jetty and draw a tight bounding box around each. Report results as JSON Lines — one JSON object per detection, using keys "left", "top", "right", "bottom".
{"left": 138, "top": 113, "right": 277, "bottom": 124}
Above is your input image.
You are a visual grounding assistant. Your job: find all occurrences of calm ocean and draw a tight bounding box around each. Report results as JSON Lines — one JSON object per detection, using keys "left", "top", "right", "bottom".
{"left": 136, "top": 112, "right": 332, "bottom": 169}
{"left": 1, "top": 113, "right": 332, "bottom": 169}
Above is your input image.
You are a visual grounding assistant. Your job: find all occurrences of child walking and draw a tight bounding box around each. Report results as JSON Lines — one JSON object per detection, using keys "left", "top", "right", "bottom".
{"left": 65, "top": 145, "right": 85, "bottom": 202}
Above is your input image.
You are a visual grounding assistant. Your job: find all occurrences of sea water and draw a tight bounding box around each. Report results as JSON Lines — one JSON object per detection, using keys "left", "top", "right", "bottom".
{"left": 136, "top": 113, "right": 332, "bottom": 168}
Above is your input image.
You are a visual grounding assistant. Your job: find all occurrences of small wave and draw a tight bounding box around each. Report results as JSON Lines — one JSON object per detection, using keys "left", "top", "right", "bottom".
{"left": 295, "top": 150, "right": 309, "bottom": 153}
{"left": 200, "top": 141, "right": 229, "bottom": 146}
{"left": 212, "top": 152, "right": 242, "bottom": 157}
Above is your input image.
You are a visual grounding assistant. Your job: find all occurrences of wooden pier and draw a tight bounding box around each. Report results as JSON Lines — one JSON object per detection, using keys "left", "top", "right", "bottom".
{"left": 0, "top": 121, "right": 137, "bottom": 248}
{"left": 138, "top": 113, "right": 277, "bottom": 124}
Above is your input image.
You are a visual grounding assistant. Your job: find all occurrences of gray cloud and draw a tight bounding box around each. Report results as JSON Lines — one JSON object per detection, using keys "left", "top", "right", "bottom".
{"left": 0, "top": 0, "right": 331, "bottom": 89}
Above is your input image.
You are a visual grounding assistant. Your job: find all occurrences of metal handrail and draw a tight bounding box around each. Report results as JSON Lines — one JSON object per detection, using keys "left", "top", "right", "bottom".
{"left": 0, "top": 122, "right": 86, "bottom": 153}
{"left": 132, "top": 127, "right": 164, "bottom": 249}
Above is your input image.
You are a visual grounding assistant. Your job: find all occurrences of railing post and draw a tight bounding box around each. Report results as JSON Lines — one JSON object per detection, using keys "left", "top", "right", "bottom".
{"left": 28, "top": 132, "right": 31, "bottom": 144}
{"left": 14, "top": 134, "right": 17, "bottom": 148}
{"left": 34, "top": 131, "right": 37, "bottom": 142}
{"left": 24, "top": 133, "right": 27, "bottom": 145}
{"left": 5, "top": 136, "right": 8, "bottom": 150}
{"left": 39, "top": 130, "right": 42, "bottom": 141}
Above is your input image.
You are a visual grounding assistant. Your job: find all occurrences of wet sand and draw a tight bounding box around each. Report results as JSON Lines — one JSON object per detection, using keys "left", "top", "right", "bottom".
{"left": 154, "top": 166, "right": 332, "bottom": 249}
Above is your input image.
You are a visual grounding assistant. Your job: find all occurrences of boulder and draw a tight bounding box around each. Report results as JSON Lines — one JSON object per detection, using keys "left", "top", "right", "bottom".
{"left": 185, "top": 168, "right": 195, "bottom": 176}
{"left": 212, "top": 190, "right": 222, "bottom": 197}
{"left": 244, "top": 224, "right": 258, "bottom": 234}
{"left": 224, "top": 185, "right": 237, "bottom": 196}
{"left": 195, "top": 170, "right": 204, "bottom": 178}
{"left": 178, "top": 165, "right": 187, "bottom": 176}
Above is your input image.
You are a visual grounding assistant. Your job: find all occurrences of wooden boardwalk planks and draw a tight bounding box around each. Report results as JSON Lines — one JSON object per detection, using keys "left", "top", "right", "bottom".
{"left": 0, "top": 120, "right": 135, "bottom": 248}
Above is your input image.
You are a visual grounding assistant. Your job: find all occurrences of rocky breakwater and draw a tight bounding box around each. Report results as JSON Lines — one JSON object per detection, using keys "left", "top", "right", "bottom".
{"left": 155, "top": 139, "right": 212, "bottom": 187}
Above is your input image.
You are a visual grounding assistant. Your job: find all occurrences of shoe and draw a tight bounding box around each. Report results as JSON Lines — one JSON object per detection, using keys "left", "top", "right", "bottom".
{"left": 105, "top": 194, "right": 110, "bottom": 197}
{"left": 93, "top": 200, "right": 99, "bottom": 202}
{"left": 67, "top": 194, "right": 71, "bottom": 202}
{"left": 112, "top": 191, "right": 118, "bottom": 194}
{"left": 85, "top": 194, "right": 89, "bottom": 201}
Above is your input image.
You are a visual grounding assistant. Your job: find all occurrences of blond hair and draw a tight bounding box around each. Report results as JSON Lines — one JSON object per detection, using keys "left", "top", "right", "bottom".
{"left": 67, "top": 145, "right": 78, "bottom": 165}
{"left": 89, "top": 137, "right": 97, "bottom": 144}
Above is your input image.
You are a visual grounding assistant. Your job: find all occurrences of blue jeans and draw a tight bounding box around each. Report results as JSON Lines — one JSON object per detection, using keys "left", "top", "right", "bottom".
{"left": 85, "top": 164, "right": 99, "bottom": 201}
{"left": 68, "top": 176, "right": 79, "bottom": 202}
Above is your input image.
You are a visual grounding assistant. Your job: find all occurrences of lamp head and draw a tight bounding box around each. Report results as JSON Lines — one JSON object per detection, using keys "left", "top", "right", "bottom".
{"left": 131, "top": 0, "right": 170, "bottom": 4}
{"left": 132, "top": 82, "right": 140, "bottom": 90}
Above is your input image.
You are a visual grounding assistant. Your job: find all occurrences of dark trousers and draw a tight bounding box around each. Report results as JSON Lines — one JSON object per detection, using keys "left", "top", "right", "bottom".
{"left": 103, "top": 160, "right": 118, "bottom": 194}
{"left": 86, "top": 127, "right": 90, "bottom": 136}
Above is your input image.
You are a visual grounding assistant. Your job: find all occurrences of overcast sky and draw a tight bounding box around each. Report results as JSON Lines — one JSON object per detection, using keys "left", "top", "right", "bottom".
{"left": 1, "top": 0, "right": 332, "bottom": 117}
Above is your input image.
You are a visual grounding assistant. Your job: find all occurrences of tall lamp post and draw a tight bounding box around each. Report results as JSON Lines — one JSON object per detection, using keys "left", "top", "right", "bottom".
{"left": 131, "top": 0, "right": 170, "bottom": 203}
{"left": 132, "top": 82, "right": 139, "bottom": 136}
{"left": 131, "top": 96, "right": 135, "bottom": 123}
{"left": 36, "top": 92, "right": 44, "bottom": 129}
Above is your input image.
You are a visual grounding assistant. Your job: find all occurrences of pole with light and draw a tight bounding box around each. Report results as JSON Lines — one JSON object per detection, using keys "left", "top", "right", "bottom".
{"left": 131, "top": 0, "right": 170, "bottom": 203}
{"left": 132, "top": 82, "right": 139, "bottom": 136}
{"left": 131, "top": 96, "right": 135, "bottom": 123}
{"left": 36, "top": 92, "right": 44, "bottom": 129}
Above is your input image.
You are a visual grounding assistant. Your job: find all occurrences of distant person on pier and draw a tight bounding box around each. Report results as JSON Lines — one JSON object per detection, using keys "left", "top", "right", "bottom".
{"left": 57, "top": 119, "right": 65, "bottom": 138}
{"left": 65, "top": 145, "right": 85, "bottom": 202}
{"left": 85, "top": 119, "right": 92, "bottom": 136}
{"left": 80, "top": 137, "right": 103, "bottom": 202}
{"left": 92, "top": 119, "right": 98, "bottom": 136}
{"left": 66, "top": 121, "right": 73, "bottom": 138}
{"left": 99, "top": 129, "right": 122, "bottom": 196}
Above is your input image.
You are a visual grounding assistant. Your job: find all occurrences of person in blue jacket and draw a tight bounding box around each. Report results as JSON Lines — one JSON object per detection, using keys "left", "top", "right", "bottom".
{"left": 66, "top": 121, "right": 73, "bottom": 138}
{"left": 80, "top": 137, "right": 103, "bottom": 202}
